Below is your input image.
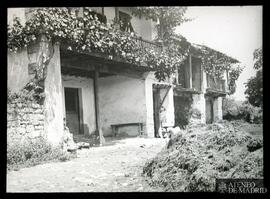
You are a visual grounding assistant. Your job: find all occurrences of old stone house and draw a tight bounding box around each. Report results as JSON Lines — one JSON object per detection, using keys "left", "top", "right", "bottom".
{"left": 7, "top": 7, "right": 239, "bottom": 146}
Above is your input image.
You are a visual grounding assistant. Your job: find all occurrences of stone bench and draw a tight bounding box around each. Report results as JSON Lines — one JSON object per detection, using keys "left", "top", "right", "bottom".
{"left": 111, "top": 122, "right": 143, "bottom": 137}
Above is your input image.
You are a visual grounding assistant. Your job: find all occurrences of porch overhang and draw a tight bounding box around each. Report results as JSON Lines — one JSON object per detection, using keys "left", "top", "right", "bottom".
{"left": 153, "top": 83, "right": 172, "bottom": 89}
{"left": 205, "top": 88, "right": 227, "bottom": 97}
{"left": 173, "top": 85, "right": 202, "bottom": 96}
{"left": 60, "top": 43, "right": 154, "bottom": 79}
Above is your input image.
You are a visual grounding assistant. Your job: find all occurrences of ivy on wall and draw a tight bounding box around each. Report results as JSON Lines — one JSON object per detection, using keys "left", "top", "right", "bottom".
{"left": 7, "top": 7, "right": 243, "bottom": 92}
{"left": 8, "top": 7, "right": 187, "bottom": 82}
{"left": 190, "top": 44, "right": 243, "bottom": 94}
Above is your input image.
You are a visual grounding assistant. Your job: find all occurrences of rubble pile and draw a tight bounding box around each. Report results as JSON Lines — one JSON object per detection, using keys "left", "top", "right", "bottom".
{"left": 143, "top": 121, "right": 263, "bottom": 192}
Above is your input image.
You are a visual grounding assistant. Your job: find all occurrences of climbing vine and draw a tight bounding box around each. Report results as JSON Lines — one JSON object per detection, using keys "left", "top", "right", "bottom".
{"left": 8, "top": 7, "right": 187, "bottom": 82}
{"left": 7, "top": 7, "right": 243, "bottom": 90}
{"left": 190, "top": 44, "right": 243, "bottom": 94}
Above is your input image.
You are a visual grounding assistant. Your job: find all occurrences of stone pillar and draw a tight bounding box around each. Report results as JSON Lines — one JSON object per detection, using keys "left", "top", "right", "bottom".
{"left": 213, "top": 96, "right": 223, "bottom": 121}
{"left": 144, "top": 72, "right": 155, "bottom": 138}
{"left": 191, "top": 94, "right": 206, "bottom": 124}
{"left": 201, "top": 70, "right": 208, "bottom": 93}
{"left": 44, "top": 43, "right": 64, "bottom": 146}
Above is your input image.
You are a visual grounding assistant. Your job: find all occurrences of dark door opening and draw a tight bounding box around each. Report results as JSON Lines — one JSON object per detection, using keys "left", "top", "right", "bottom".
{"left": 205, "top": 97, "right": 214, "bottom": 124}
{"left": 153, "top": 88, "right": 161, "bottom": 137}
{"left": 64, "top": 87, "right": 82, "bottom": 135}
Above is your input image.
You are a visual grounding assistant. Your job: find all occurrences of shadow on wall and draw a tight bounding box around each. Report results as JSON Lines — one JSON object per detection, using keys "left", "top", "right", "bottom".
{"left": 82, "top": 123, "right": 90, "bottom": 135}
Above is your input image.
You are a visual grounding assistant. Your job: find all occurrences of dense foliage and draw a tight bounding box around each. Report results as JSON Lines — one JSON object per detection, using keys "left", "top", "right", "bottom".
{"left": 131, "top": 7, "right": 190, "bottom": 41}
{"left": 245, "top": 48, "right": 263, "bottom": 107}
{"left": 191, "top": 44, "right": 243, "bottom": 94}
{"left": 222, "top": 98, "right": 262, "bottom": 124}
{"left": 7, "top": 136, "right": 75, "bottom": 171}
{"left": 8, "top": 7, "right": 243, "bottom": 88}
{"left": 8, "top": 7, "right": 188, "bottom": 81}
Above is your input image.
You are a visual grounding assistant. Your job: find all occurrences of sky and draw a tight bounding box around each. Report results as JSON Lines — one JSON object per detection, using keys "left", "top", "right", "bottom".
{"left": 175, "top": 6, "right": 262, "bottom": 101}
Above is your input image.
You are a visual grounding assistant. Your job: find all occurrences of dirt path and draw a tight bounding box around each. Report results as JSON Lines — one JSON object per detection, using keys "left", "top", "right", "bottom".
{"left": 7, "top": 138, "right": 166, "bottom": 192}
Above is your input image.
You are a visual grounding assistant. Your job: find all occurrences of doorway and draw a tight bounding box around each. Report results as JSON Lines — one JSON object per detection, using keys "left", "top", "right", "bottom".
{"left": 64, "top": 87, "right": 83, "bottom": 135}
{"left": 153, "top": 88, "right": 161, "bottom": 137}
{"left": 205, "top": 97, "right": 214, "bottom": 124}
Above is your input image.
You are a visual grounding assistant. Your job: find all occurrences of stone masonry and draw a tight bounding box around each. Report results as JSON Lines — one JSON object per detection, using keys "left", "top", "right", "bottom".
{"left": 7, "top": 101, "right": 45, "bottom": 143}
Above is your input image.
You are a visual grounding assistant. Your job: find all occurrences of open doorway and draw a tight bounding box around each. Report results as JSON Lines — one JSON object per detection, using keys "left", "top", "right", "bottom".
{"left": 153, "top": 87, "right": 161, "bottom": 138}
{"left": 64, "top": 87, "right": 83, "bottom": 135}
{"left": 205, "top": 96, "right": 214, "bottom": 124}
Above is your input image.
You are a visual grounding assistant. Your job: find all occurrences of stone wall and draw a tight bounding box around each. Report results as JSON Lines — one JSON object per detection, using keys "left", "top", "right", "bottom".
{"left": 7, "top": 101, "right": 45, "bottom": 143}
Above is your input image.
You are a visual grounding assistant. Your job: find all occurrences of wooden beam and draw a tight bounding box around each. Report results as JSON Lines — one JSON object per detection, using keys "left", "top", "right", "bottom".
{"left": 189, "top": 54, "right": 193, "bottom": 89}
{"left": 94, "top": 66, "right": 105, "bottom": 145}
{"left": 159, "top": 86, "right": 171, "bottom": 111}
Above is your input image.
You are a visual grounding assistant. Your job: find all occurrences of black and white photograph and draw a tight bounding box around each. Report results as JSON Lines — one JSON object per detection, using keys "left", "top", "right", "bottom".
{"left": 6, "top": 6, "right": 264, "bottom": 193}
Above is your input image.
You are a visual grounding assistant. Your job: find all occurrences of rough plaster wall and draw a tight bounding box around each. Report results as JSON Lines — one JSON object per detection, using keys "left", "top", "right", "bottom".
{"left": 8, "top": 49, "right": 34, "bottom": 93}
{"left": 104, "top": 7, "right": 154, "bottom": 41}
{"left": 104, "top": 7, "right": 115, "bottom": 24}
{"left": 144, "top": 72, "right": 174, "bottom": 137}
{"left": 7, "top": 9, "right": 30, "bottom": 93}
{"left": 8, "top": 8, "right": 26, "bottom": 25}
{"left": 130, "top": 14, "right": 153, "bottom": 41}
{"left": 202, "top": 71, "right": 208, "bottom": 93}
{"left": 213, "top": 97, "right": 223, "bottom": 121}
{"left": 62, "top": 75, "right": 96, "bottom": 135}
{"left": 44, "top": 44, "right": 64, "bottom": 145}
{"left": 205, "top": 97, "right": 212, "bottom": 124}
{"left": 99, "top": 75, "right": 146, "bottom": 136}
{"left": 224, "top": 71, "right": 229, "bottom": 92}
{"left": 191, "top": 94, "right": 206, "bottom": 124}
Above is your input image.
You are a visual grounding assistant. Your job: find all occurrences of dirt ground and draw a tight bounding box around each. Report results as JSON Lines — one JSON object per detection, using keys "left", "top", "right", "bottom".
{"left": 7, "top": 137, "right": 166, "bottom": 192}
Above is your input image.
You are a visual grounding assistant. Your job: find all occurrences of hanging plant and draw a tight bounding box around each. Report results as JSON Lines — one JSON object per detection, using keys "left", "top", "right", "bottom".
{"left": 190, "top": 44, "right": 243, "bottom": 94}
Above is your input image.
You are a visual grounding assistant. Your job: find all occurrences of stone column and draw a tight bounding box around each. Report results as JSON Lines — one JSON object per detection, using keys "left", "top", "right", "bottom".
{"left": 191, "top": 94, "right": 206, "bottom": 124}
{"left": 44, "top": 43, "right": 64, "bottom": 146}
{"left": 144, "top": 72, "right": 155, "bottom": 138}
{"left": 213, "top": 96, "right": 223, "bottom": 121}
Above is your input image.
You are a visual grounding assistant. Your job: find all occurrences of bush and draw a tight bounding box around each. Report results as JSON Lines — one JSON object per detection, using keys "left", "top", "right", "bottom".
{"left": 7, "top": 136, "right": 76, "bottom": 170}
{"left": 223, "top": 98, "right": 262, "bottom": 124}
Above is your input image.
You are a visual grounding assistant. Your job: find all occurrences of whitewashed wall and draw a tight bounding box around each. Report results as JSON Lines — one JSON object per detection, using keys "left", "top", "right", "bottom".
{"left": 103, "top": 7, "right": 157, "bottom": 41}
{"left": 98, "top": 75, "right": 146, "bottom": 136}
{"left": 61, "top": 75, "right": 96, "bottom": 135}
{"left": 144, "top": 72, "right": 175, "bottom": 137}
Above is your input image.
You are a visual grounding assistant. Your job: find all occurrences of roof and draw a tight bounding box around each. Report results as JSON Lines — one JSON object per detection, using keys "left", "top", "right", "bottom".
{"left": 170, "top": 34, "right": 240, "bottom": 64}
{"left": 190, "top": 43, "right": 240, "bottom": 64}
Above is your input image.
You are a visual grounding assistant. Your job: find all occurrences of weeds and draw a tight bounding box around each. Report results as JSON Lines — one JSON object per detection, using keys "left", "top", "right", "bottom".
{"left": 7, "top": 136, "right": 76, "bottom": 171}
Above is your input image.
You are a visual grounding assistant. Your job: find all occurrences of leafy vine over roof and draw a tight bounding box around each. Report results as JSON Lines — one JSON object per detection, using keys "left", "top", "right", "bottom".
{"left": 191, "top": 43, "right": 243, "bottom": 94}
{"left": 7, "top": 7, "right": 243, "bottom": 92}
{"left": 7, "top": 7, "right": 187, "bottom": 82}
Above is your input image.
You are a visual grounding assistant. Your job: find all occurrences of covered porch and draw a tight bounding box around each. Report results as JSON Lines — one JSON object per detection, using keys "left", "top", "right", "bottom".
{"left": 59, "top": 45, "right": 164, "bottom": 144}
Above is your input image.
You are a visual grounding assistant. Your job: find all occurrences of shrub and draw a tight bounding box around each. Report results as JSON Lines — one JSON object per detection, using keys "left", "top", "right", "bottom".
{"left": 7, "top": 136, "right": 76, "bottom": 170}
{"left": 239, "top": 102, "right": 263, "bottom": 124}
{"left": 223, "top": 98, "right": 262, "bottom": 124}
{"left": 247, "top": 137, "right": 263, "bottom": 152}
